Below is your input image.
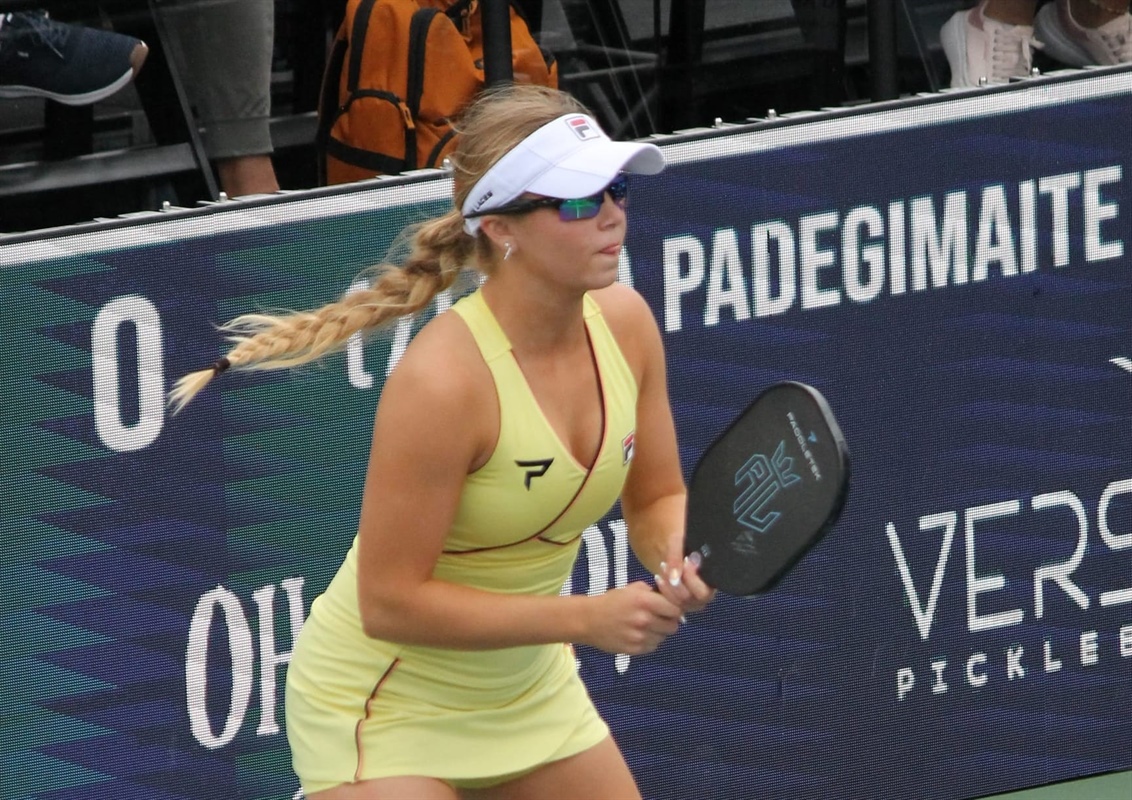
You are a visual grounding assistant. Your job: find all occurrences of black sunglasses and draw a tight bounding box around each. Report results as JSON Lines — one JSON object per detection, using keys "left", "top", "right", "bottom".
{"left": 465, "top": 175, "right": 629, "bottom": 222}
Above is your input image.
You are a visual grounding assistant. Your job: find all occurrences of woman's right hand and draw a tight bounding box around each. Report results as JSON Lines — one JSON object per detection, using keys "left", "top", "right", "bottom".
{"left": 581, "top": 581, "right": 683, "bottom": 655}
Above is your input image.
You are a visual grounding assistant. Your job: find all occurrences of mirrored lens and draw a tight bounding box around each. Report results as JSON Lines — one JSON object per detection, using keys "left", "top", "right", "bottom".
{"left": 556, "top": 176, "right": 629, "bottom": 221}
{"left": 557, "top": 197, "right": 603, "bottom": 221}
{"left": 606, "top": 176, "right": 629, "bottom": 203}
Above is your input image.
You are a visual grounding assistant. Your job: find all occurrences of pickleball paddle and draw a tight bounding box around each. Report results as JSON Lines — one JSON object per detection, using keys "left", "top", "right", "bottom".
{"left": 685, "top": 381, "right": 850, "bottom": 595}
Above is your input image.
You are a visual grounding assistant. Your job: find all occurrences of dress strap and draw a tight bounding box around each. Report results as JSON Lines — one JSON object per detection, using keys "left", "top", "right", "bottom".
{"left": 451, "top": 288, "right": 513, "bottom": 363}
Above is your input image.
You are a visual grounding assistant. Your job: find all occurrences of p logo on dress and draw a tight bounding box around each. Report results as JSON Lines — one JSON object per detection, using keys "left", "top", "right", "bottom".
{"left": 516, "top": 458, "right": 554, "bottom": 490}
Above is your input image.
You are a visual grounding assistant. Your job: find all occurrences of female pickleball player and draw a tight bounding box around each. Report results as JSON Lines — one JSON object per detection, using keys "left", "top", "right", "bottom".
{"left": 169, "top": 85, "right": 715, "bottom": 799}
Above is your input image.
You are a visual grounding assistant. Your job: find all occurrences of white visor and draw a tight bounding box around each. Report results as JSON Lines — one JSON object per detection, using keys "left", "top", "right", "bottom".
{"left": 461, "top": 113, "right": 666, "bottom": 235}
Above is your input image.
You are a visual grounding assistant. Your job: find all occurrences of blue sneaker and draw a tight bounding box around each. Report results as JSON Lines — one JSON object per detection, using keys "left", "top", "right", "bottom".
{"left": 0, "top": 10, "right": 148, "bottom": 105}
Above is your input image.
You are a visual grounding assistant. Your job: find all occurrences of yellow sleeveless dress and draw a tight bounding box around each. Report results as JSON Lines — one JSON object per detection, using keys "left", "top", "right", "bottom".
{"left": 286, "top": 289, "right": 639, "bottom": 793}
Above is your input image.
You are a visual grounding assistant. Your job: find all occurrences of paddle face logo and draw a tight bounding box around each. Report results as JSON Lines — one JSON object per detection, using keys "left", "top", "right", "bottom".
{"left": 731, "top": 441, "right": 802, "bottom": 554}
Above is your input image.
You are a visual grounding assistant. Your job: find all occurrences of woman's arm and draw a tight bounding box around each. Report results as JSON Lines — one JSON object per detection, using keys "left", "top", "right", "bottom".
{"left": 353, "top": 311, "right": 681, "bottom": 653}
{"left": 607, "top": 286, "right": 686, "bottom": 575}
{"left": 599, "top": 284, "right": 715, "bottom": 611}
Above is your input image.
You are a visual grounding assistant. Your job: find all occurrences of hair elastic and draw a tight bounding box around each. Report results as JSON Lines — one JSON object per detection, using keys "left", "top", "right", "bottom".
{"left": 210, "top": 356, "right": 231, "bottom": 375}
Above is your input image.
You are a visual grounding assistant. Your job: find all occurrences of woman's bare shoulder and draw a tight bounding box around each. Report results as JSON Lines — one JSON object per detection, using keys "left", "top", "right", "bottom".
{"left": 588, "top": 283, "right": 662, "bottom": 369}
{"left": 399, "top": 306, "right": 480, "bottom": 366}
{"left": 589, "top": 282, "right": 656, "bottom": 327}
{"left": 377, "top": 308, "right": 493, "bottom": 422}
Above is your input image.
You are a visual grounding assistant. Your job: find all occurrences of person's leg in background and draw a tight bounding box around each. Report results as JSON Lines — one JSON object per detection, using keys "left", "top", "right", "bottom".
{"left": 162, "top": 0, "right": 279, "bottom": 197}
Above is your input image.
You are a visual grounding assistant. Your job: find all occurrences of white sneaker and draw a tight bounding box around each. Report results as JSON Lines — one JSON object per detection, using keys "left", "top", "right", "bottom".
{"left": 1035, "top": 1, "right": 1132, "bottom": 66}
{"left": 941, "top": 2, "right": 1040, "bottom": 87}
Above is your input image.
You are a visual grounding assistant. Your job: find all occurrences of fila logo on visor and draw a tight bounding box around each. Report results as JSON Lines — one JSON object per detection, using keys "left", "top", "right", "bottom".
{"left": 566, "top": 116, "right": 600, "bottom": 141}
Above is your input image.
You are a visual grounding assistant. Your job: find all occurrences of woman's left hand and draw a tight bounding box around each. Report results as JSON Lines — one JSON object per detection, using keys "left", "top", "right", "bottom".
{"left": 654, "top": 549, "right": 716, "bottom": 615}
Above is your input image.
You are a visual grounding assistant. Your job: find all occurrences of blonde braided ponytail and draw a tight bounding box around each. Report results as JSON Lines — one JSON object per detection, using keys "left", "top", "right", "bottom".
{"left": 170, "top": 84, "right": 591, "bottom": 415}
{"left": 168, "top": 209, "right": 472, "bottom": 413}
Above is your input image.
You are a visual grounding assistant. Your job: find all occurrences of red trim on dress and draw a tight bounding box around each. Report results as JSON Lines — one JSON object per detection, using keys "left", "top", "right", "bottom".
{"left": 443, "top": 321, "right": 608, "bottom": 555}
{"left": 536, "top": 324, "right": 606, "bottom": 545}
{"left": 354, "top": 657, "right": 401, "bottom": 783}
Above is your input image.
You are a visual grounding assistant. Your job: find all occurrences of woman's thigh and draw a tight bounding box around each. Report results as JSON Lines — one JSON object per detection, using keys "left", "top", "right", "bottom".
{"left": 463, "top": 736, "right": 641, "bottom": 800}
{"left": 310, "top": 776, "right": 458, "bottom": 800}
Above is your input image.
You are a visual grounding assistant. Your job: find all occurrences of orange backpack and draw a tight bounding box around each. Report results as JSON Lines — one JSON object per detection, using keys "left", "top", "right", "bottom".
{"left": 317, "top": 0, "right": 558, "bottom": 186}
